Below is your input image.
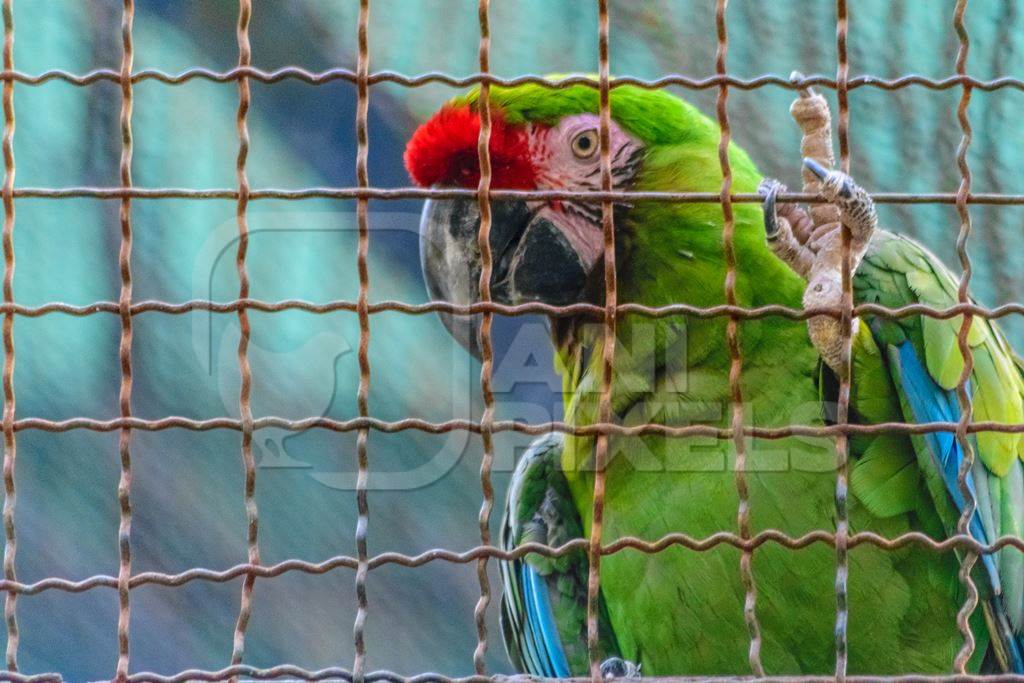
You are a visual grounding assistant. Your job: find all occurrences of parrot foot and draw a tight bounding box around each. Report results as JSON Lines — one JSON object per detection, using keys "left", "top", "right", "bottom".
{"left": 800, "top": 160, "right": 877, "bottom": 373}
{"left": 761, "top": 163, "right": 877, "bottom": 374}
{"left": 600, "top": 657, "right": 642, "bottom": 680}
{"left": 789, "top": 71, "right": 841, "bottom": 230}
{"left": 772, "top": 80, "right": 879, "bottom": 373}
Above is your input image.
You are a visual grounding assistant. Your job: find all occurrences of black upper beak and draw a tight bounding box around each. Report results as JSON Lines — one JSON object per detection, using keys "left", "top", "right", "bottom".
{"left": 419, "top": 197, "right": 589, "bottom": 359}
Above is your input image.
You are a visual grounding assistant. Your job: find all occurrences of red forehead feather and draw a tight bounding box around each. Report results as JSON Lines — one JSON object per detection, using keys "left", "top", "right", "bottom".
{"left": 404, "top": 104, "right": 536, "bottom": 189}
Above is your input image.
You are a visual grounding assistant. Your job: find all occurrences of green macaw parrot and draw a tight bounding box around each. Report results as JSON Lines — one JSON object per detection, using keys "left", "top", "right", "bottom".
{"left": 404, "top": 82, "right": 1024, "bottom": 676}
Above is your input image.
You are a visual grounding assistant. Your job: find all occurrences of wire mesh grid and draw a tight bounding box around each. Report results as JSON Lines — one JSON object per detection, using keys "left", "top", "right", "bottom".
{"left": 0, "top": 0, "right": 1023, "bottom": 681}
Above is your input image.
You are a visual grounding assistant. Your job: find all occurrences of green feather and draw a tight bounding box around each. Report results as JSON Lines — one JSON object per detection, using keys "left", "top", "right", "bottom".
{"left": 921, "top": 314, "right": 964, "bottom": 389}
{"left": 972, "top": 349, "right": 1022, "bottom": 476}
{"left": 998, "top": 465, "right": 1024, "bottom": 627}
{"left": 851, "top": 432, "right": 921, "bottom": 517}
{"left": 455, "top": 81, "right": 719, "bottom": 147}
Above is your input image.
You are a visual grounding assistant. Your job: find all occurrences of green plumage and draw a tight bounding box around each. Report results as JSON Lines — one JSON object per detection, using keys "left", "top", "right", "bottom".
{"left": 490, "top": 84, "right": 1023, "bottom": 675}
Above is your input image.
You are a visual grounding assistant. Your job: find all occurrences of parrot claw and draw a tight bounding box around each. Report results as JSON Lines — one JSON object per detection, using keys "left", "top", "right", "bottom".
{"left": 600, "top": 657, "right": 642, "bottom": 680}
{"left": 758, "top": 178, "right": 786, "bottom": 240}
{"left": 802, "top": 157, "right": 829, "bottom": 182}
{"left": 801, "top": 159, "right": 876, "bottom": 239}
{"left": 802, "top": 158, "right": 854, "bottom": 201}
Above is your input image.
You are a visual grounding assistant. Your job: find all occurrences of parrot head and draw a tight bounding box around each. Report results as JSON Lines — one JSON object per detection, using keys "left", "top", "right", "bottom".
{"left": 405, "top": 82, "right": 756, "bottom": 356}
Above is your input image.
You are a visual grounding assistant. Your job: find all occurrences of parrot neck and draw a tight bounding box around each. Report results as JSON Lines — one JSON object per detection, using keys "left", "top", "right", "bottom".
{"left": 618, "top": 139, "right": 807, "bottom": 310}
{"left": 601, "top": 199, "right": 820, "bottom": 395}
{"left": 618, "top": 203, "right": 808, "bottom": 311}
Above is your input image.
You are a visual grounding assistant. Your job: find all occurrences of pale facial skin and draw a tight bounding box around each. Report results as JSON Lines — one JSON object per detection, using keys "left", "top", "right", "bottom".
{"left": 527, "top": 113, "right": 642, "bottom": 271}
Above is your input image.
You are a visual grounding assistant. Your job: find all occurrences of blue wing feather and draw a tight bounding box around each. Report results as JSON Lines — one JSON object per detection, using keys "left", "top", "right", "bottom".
{"left": 521, "top": 563, "right": 572, "bottom": 677}
{"left": 896, "top": 341, "right": 1024, "bottom": 671}
{"left": 499, "top": 433, "right": 589, "bottom": 677}
{"left": 895, "top": 341, "right": 1001, "bottom": 591}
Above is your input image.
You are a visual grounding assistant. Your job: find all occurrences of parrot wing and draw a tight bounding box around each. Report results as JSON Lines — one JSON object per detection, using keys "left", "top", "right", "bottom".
{"left": 851, "top": 229, "right": 1024, "bottom": 671}
{"left": 498, "top": 432, "right": 619, "bottom": 676}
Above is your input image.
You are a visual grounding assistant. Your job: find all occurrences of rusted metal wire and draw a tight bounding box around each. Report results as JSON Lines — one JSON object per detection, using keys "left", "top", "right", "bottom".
{"left": 116, "top": 672, "right": 1024, "bottom": 683}
{"left": 0, "top": 0, "right": 14, "bottom": 673}
{"left": 714, "top": 0, "right": 764, "bottom": 675}
{"left": 5, "top": 415, "right": 1024, "bottom": 438}
{"left": 115, "top": 1, "right": 135, "bottom": 680}
{"left": 833, "top": 1, "right": 852, "bottom": 678}
{"left": 472, "top": 0, "right": 495, "bottom": 676}
{"left": 585, "top": 1, "right": 616, "bottom": 678}
{"left": 5, "top": 67, "right": 1024, "bottom": 92}
{"left": 352, "top": 4, "right": 372, "bottom": 683}
{"left": 4, "top": 529, "right": 1024, "bottom": 598}
{"left": 118, "top": 671, "right": 1024, "bottom": 683}
{"left": 0, "top": 3, "right": 1021, "bottom": 682}
{"left": 121, "top": 672, "right": 1024, "bottom": 683}
{"left": 0, "top": 674, "right": 55, "bottom": 683}
{"left": 8, "top": 186, "right": 1024, "bottom": 205}
{"left": 952, "top": 0, "right": 980, "bottom": 672}
{"left": 0, "top": 298, "right": 1019, "bottom": 322}
{"left": 228, "top": 0, "right": 259, "bottom": 677}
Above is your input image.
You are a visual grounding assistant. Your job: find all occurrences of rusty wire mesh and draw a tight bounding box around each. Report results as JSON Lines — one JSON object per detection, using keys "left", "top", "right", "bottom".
{"left": 0, "top": 1, "right": 1023, "bottom": 682}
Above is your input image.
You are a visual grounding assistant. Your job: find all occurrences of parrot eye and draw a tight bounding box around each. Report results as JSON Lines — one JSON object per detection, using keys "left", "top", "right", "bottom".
{"left": 570, "top": 129, "right": 599, "bottom": 159}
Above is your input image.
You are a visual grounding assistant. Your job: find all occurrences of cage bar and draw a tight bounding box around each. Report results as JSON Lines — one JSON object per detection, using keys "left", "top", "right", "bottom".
{"left": 951, "top": 0, "right": 980, "bottom": 672}
{"left": 115, "top": 0, "right": 136, "bottom": 680}
{"left": 0, "top": 526, "right": 1021, "bottom": 597}
{"left": 713, "top": 0, "right": 765, "bottom": 674}
{"left": 2, "top": 68, "right": 1024, "bottom": 92}
{"left": 1, "top": 0, "right": 14, "bottom": 672}
{"left": 0, "top": 299, "right": 1018, "bottom": 321}
{"left": 352, "top": 1, "right": 372, "bottom": 681}
{"left": 584, "top": 0, "right": 617, "bottom": 678}
{"left": 227, "top": 1, "right": 260, "bottom": 675}
{"left": 5, "top": 186, "right": 1024, "bottom": 205}
{"left": 832, "top": 0, "right": 853, "bottom": 678}
{"left": 2, "top": 415, "right": 1023, "bottom": 439}
{"left": 471, "top": 0, "right": 496, "bottom": 676}
{"left": 0, "top": 1, "right": 1016, "bottom": 681}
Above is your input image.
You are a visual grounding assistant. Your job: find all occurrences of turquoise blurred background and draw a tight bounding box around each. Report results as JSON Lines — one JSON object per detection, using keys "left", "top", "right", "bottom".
{"left": 3, "top": 1, "right": 1022, "bottom": 679}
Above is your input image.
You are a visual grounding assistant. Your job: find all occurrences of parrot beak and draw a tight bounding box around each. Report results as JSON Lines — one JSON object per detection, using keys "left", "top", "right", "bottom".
{"left": 420, "top": 196, "right": 590, "bottom": 360}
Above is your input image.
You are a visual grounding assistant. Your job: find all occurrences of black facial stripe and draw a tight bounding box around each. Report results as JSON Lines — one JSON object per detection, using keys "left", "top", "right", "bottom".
{"left": 620, "top": 147, "right": 644, "bottom": 177}
{"left": 564, "top": 199, "right": 601, "bottom": 224}
{"left": 611, "top": 144, "right": 630, "bottom": 166}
